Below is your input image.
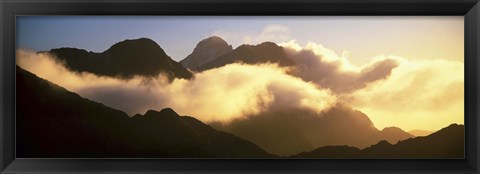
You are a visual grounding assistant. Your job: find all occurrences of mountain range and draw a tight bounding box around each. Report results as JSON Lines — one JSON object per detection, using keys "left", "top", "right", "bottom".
{"left": 18, "top": 36, "right": 464, "bottom": 158}
{"left": 47, "top": 37, "right": 294, "bottom": 79}
{"left": 16, "top": 65, "right": 272, "bottom": 158}
{"left": 293, "top": 123, "right": 464, "bottom": 158}
{"left": 47, "top": 38, "right": 192, "bottom": 80}
{"left": 211, "top": 106, "right": 414, "bottom": 156}
{"left": 16, "top": 65, "right": 463, "bottom": 158}
{"left": 194, "top": 41, "right": 295, "bottom": 71}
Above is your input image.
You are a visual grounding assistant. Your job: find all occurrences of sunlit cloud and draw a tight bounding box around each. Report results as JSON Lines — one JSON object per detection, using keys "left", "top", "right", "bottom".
{"left": 160, "top": 63, "right": 336, "bottom": 123}
{"left": 279, "top": 40, "right": 463, "bottom": 130}
{"left": 347, "top": 55, "right": 464, "bottom": 130}
{"left": 16, "top": 49, "right": 171, "bottom": 114}
{"left": 17, "top": 49, "right": 337, "bottom": 124}
{"left": 17, "top": 38, "right": 465, "bottom": 155}
{"left": 17, "top": 36, "right": 464, "bottom": 132}
{"left": 281, "top": 40, "right": 400, "bottom": 93}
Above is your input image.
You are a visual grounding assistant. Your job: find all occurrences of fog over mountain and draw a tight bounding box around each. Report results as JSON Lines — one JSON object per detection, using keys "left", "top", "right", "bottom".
{"left": 17, "top": 49, "right": 337, "bottom": 123}
{"left": 16, "top": 36, "right": 464, "bottom": 157}
{"left": 16, "top": 64, "right": 461, "bottom": 158}
{"left": 16, "top": 66, "right": 272, "bottom": 158}
{"left": 211, "top": 105, "right": 413, "bottom": 156}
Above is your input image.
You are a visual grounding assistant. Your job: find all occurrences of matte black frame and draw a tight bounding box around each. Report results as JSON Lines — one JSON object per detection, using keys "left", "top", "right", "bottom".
{"left": 1, "top": 0, "right": 479, "bottom": 173}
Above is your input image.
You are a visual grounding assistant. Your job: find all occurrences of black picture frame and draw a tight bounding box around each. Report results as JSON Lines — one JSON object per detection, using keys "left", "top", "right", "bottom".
{"left": 1, "top": 0, "right": 479, "bottom": 173}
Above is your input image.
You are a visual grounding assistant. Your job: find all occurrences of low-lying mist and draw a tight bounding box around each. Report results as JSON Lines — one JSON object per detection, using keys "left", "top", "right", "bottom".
{"left": 17, "top": 49, "right": 337, "bottom": 123}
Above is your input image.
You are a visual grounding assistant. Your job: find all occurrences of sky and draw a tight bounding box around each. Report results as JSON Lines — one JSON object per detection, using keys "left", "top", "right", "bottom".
{"left": 16, "top": 16, "right": 464, "bottom": 132}
{"left": 17, "top": 16, "right": 463, "bottom": 65}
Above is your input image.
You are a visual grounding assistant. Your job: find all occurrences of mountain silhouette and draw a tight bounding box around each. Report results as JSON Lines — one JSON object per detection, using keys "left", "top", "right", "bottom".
{"left": 293, "top": 123, "right": 464, "bottom": 158}
{"left": 180, "top": 36, "right": 233, "bottom": 71}
{"left": 47, "top": 38, "right": 192, "bottom": 80}
{"left": 16, "top": 66, "right": 272, "bottom": 158}
{"left": 379, "top": 127, "right": 415, "bottom": 144}
{"left": 211, "top": 106, "right": 414, "bottom": 156}
{"left": 196, "top": 42, "right": 295, "bottom": 71}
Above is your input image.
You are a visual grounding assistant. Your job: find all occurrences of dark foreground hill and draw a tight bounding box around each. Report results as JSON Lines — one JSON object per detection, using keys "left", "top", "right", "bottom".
{"left": 293, "top": 123, "right": 464, "bottom": 158}
{"left": 16, "top": 66, "right": 272, "bottom": 158}
{"left": 211, "top": 107, "right": 414, "bottom": 156}
{"left": 196, "top": 42, "right": 295, "bottom": 71}
{"left": 47, "top": 38, "right": 192, "bottom": 80}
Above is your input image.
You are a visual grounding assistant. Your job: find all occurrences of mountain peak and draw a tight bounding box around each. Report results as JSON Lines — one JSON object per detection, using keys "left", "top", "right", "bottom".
{"left": 106, "top": 38, "right": 166, "bottom": 56}
{"left": 257, "top": 41, "right": 279, "bottom": 47}
{"left": 143, "top": 108, "right": 180, "bottom": 119}
{"left": 199, "top": 36, "right": 229, "bottom": 45}
{"left": 374, "top": 140, "right": 392, "bottom": 147}
{"left": 196, "top": 41, "right": 295, "bottom": 71}
{"left": 180, "top": 36, "right": 233, "bottom": 70}
{"left": 447, "top": 123, "right": 462, "bottom": 127}
{"left": 144, "top": 109, "right": 160, "bottom": 116}
{"left": 379, "top": 126, "right": 414, "bottom": 144}
{"left": 159, "top": 108, "right": 179, "bottom": 116}
{"left": 381, "top": 126, "right": 404, "bottom": 132}
{"left": 48, "top": 37, "right": 193, "bottom": 80}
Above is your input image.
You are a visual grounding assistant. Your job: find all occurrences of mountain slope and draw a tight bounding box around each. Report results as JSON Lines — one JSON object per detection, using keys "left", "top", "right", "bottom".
{"left": 16, "top": 66, "right": 272, "bottom": 158}
{"left": 196, "top": 42, "right": 295, "bottom": 71}
{"left": 293, "top": 124, "right": 464, "bottom": 158}
{"left": 180, "top": 36, "right": 233, "bottom": 71}
{"left": 47, "top": 38, "right": 192, "bottom": 80}
{"left": 211, "top": 106, "right": 414, "bottom": 156}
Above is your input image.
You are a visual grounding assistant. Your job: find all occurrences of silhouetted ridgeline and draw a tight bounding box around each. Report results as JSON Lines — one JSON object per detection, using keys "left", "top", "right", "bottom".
{"left": 48, "top": 37, "right": 294, "bottom": 79}
{"left": 196, "top": 41, "right": 295, "bottom": 71}
{"left": 47, "top": 38, "right": 192, "bottom": 80}
{"left": 211, "top": 107, "right": 414, "bottom": 156}
{"left": 16, "top": 66, "right": 272, "bottom": 158}
{"left": 293, "top": 123, "right": 464, "bottom": 158}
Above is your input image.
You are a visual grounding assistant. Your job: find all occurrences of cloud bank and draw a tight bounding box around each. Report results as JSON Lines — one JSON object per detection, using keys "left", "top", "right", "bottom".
{"left": 279, "top": 40, "right": 463, "bottom": 131}
{"left": 17, "top": 41, "right": 464, "bottom": 155}
{"left": 17, "top": 38, "right": 464, "bottom": 132}
{"left": 347, "top": 55, "right": 464, "bottom": 130}
{"left": 17, "top": 49, "right": 336, "bottom": 124}
{"left": 281, "top": 40, "right": 400, "bottom": 93}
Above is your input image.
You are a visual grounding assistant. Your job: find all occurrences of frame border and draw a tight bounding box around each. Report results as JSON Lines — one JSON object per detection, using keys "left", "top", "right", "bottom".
{"left": 1, "top": 0, "right": 479, "bottom": 173}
